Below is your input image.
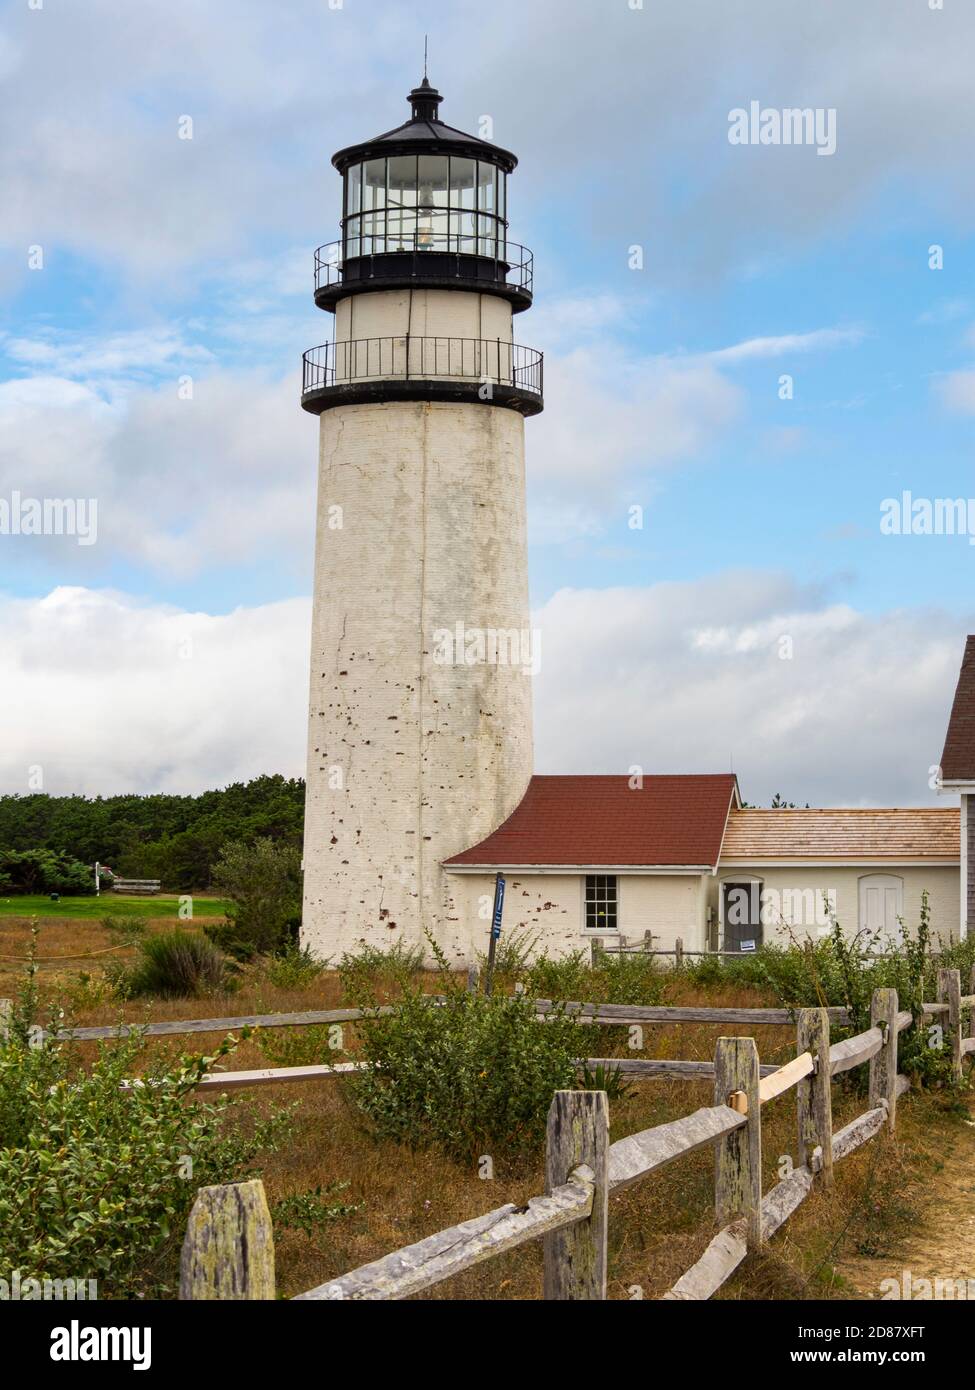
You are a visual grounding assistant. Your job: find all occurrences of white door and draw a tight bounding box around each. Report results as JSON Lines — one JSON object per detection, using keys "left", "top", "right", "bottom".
{"left": 858, "top": 874, "right": 904, "bottom": 946}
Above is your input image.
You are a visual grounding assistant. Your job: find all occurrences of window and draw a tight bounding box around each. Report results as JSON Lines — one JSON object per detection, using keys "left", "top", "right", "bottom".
{"left": 342, "top": 155, "right": 507, "bottom": 259}
{"left": 585, "top": 874, "right": 618, "bottom": 931}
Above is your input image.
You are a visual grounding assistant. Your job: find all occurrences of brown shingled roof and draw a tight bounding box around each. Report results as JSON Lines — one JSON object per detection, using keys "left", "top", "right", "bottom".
{"left": 941, "top": 635, "right": 975, "bottom": 782}
{"left": 720, "top": 808, "right": 959, "bottom": 862}
{"left": 443, "top": 774, "right": 739, "bottom": 869}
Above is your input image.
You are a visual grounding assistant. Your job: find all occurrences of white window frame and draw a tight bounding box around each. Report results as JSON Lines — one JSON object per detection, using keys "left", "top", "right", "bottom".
{"left": 582, "top": 873, "right": 620, "bottom": 934}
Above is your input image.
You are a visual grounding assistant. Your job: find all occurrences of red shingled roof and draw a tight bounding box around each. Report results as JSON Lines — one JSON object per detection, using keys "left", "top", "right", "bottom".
{"left": 942, "top": 636, "right": 975, "bottom": 782}
{"left": 443, "top": 774, "right": 739, "bottom": 869}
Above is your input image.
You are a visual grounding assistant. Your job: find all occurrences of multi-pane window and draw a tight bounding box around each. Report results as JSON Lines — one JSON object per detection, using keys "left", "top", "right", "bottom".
{"left": 342, "top": 155, "right": 507, "bottom": 258}
{"left": 585, "top": 875, "right": 618, "bottom": 931}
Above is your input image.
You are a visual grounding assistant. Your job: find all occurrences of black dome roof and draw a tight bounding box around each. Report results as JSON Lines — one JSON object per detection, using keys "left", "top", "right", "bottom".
{"left": 331, "top": 77, "right": 517, "bottom": 174}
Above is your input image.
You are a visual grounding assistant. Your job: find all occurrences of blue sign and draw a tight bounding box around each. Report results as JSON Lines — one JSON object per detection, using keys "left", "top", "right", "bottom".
{"left": 491, "top": 875, "right": 506, "bottom": 940}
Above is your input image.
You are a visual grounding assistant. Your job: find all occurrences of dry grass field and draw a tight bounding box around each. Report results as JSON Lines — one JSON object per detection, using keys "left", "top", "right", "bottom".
{"left": 0, "top": 912, "right": 963, "bottom": 1301}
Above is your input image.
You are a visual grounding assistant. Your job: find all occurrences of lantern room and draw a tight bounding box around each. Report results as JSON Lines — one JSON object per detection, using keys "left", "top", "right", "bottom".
{"left": 314, "top": 78, "right": 533, "bottom": 312}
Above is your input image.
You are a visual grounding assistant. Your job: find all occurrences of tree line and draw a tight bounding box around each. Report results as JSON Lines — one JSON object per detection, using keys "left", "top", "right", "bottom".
{"left": 0, "top": 775, "right": 305, "bottom": 893}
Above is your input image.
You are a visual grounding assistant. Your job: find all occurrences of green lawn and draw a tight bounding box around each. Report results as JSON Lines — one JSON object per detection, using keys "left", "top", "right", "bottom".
{"left": 0, "top": 894, "right": 231, "bottom": 920}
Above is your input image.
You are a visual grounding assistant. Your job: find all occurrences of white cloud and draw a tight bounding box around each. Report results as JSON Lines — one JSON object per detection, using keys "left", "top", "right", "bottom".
{"left": 1, "top": 575, "right": 966, "bottom": 806}
{"left": 707, "top": 327, "right": 865, "bottom": 364}
{"left": 532, "top": 573, "right": 969, "bottom": 807}
{"left": 0, "top": 587, "right": 310, "bottom": 796}
{"left": 0, "top": 366, "right": 316, "bottom": 582}
{"left": 939, "top": 370, "right": 975, "bottom": 414}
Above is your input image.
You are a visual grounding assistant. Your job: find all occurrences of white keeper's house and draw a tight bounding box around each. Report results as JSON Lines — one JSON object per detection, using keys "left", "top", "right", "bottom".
{"left": 297, "top": 70, "right": 968, "bottom": 965}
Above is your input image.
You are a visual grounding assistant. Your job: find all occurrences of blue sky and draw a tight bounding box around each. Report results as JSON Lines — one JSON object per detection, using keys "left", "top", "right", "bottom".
{"left": 1, "top": 0, "right": 973, "bottom": 802}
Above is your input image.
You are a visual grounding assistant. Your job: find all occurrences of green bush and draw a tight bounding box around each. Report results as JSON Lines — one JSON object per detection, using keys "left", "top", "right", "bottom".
{"left": 208, "top": 837, "right": 302, "bottom": 960}
{"left": 111, "top": 930, "right": 231, "bottom": 999}
{"left": 345, "top": 939, "right": 585, "bottom": 1162}
{"left": 0, "top": 937, "right": 291, "bottom": 1297}
{"left": 264, "top": 941, "right": 328, "bottom": 990}
{"left": 338, "top": 939, "right": 426, "bottom": 999}
{"left": 0, "top": 848, "right": 95, "bottom": 896}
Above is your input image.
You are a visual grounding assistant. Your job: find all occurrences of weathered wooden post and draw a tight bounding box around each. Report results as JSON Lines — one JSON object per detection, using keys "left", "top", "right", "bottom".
{"left": 180, "top": 1179, "right": 276, "bottom": 1300}
{"left": 466, "top": 964, "right": 480, "bottom": 994}
{"left": 937, "top": 969, "right": 963, "bottom": 1084}
{"left": 0, "top": 998, "right": 11, "bottom": 1043}
{"left": 868, "top": 988, "right": 899, "bottom": 1131}
{"left": 796, "top": 1007, "right": 833, "bottom": 1188}
{"left": 674, "top": 937, "right": 684, "bottom": 971}
{"left": 713, "top": 1036, "right": 762, "bottom": 1247}
{"left": 543, "top": 1090, "right": 609, "bottom": 1300}
{"left": 590, "top": 937, "right": 605, "bottom": 968}
{"left": 643, "top": 930, "right": 653, "bottom": 953}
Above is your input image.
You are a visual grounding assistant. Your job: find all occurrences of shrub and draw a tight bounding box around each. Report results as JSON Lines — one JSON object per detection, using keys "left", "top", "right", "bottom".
{"left": 338, "top": 939, "right": 426, "bottom": 1000}
{"left": 264, "top": 941, "right": 328, "bottom": 990}
{"left": 345, "top": 938, "right": 585, "bottom": 1162}
{"left": 272, "top": 1182, "right": 360, "bottom": 1237}
{"left": 208, "top": 837, "right": 302, "bottom": 960}
{"left": 112, "top": 930, "right": 231, "bottom": 999}
{"left": 0, "top": 848, "right": 95, "bottom": 896}
{"left": 0, "top": 935, "right": 292, "bottom": 1297}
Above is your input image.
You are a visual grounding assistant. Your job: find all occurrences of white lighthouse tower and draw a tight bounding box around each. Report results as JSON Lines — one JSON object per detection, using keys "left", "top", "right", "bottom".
{"left": 300, "top": 74, "right": 542, "bottom": 963}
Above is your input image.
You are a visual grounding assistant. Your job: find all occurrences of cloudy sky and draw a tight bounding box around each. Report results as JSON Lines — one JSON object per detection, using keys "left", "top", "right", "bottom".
{"left": 1, "top": 0, "right": 973, "bottom": 805}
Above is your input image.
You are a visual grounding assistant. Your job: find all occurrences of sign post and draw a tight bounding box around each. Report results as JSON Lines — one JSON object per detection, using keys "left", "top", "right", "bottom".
{"left": 483, "top": 872, "right": 506, "bottom": 996}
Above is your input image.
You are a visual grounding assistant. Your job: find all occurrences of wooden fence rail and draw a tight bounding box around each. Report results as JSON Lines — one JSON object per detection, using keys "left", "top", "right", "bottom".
{"left": 27, "top": 996, "right": 854, "bottom": 1045}
{"left": 178, "top": 970, "right": 975, "bottom": 1302}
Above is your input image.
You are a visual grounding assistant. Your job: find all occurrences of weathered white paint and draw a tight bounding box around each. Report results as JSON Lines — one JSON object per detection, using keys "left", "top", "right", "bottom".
{"left": 711, "top": 865, "right": 959, "bottom": 946}
{"left": 301, "top": 286, "right": 533, "bottom": 965}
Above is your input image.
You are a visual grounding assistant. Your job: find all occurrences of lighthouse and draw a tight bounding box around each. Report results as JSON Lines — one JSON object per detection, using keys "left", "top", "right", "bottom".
{"left": 300, "top": 74, "right": 542, "bottom": 963}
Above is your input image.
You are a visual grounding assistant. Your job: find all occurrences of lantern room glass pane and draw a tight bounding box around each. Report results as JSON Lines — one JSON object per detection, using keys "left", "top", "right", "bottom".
{"left": 477, "top": 213, "right": 497, "bottom": 258}
{"left": 449, "top": 157, "right": 476, "bottom": 209}
{"left": 346, "top": 163, "right": 362, "bottom": 219}
{"left": 477, "top": 162, "right": 496, "bottom": 214}
{"left": 498, "top": 172, "right": 506, "bottom": 222}
{"left": 345, "top": 214, "right": 360, "bottom": 260}
{"left": 362, "top": 158, "right": 386, "bottom": 212}
{"left": 417, "top": 155, "right": 449, "bottom": 251}
{"left": 451, "top": 209, "right": 476, "bottom": 255}
{"left": 388, "top": 156, "right": 417, "bottom": 207}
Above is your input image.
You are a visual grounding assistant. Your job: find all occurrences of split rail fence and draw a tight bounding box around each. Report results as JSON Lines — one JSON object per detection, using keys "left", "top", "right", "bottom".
{"left": 171, "top": 966, "right": 975, "bottom": 1301}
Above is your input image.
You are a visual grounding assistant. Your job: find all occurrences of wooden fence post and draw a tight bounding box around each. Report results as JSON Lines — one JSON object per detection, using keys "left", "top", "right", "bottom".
{"left": 796, "top": 1007, "right": 833, "bottom": 1189}
{"left": 713, "top": 1036, "right": 762, "bottom": 1247}
{"left": 590, "top": 938, "right": 604, "bottom": 968}
{"left": 674, "top": 937, "right": 684, "bottom": 971}
{"left": 868, "top": 988, "right": 899, "bottom": 1131}
{"left": 179, "top": 1179, "right": 276, "bottom": 1300}
{"left": 937, "top": 969, "right": 963, "bottom": 1084}
{"left": 466, "top": 964, "right": 480, "bottom": 994}
{"left": 643, "top": 930, "right": 653, "bottom": 953}
{"left": 0, "top": 998, "right": 11, "bottom": 1043}
{"left": 543, "top": 1090, "right": 609, "bottom": 1300}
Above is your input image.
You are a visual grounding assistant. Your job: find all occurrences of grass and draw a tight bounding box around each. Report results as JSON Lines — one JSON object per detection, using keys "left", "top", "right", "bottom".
{"left": 0, "top": 893, "right": 232, "bottom": 920}
{"left": 2, "top": 921, "right": 968, "bottom": 1301}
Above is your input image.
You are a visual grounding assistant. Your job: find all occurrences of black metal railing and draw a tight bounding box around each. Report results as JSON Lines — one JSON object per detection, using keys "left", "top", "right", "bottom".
{"left": 302, "top": 336, "right": 543, "bottom": 400}
{"left": 314, "top": 236, "right": 534, "bottom": 297}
